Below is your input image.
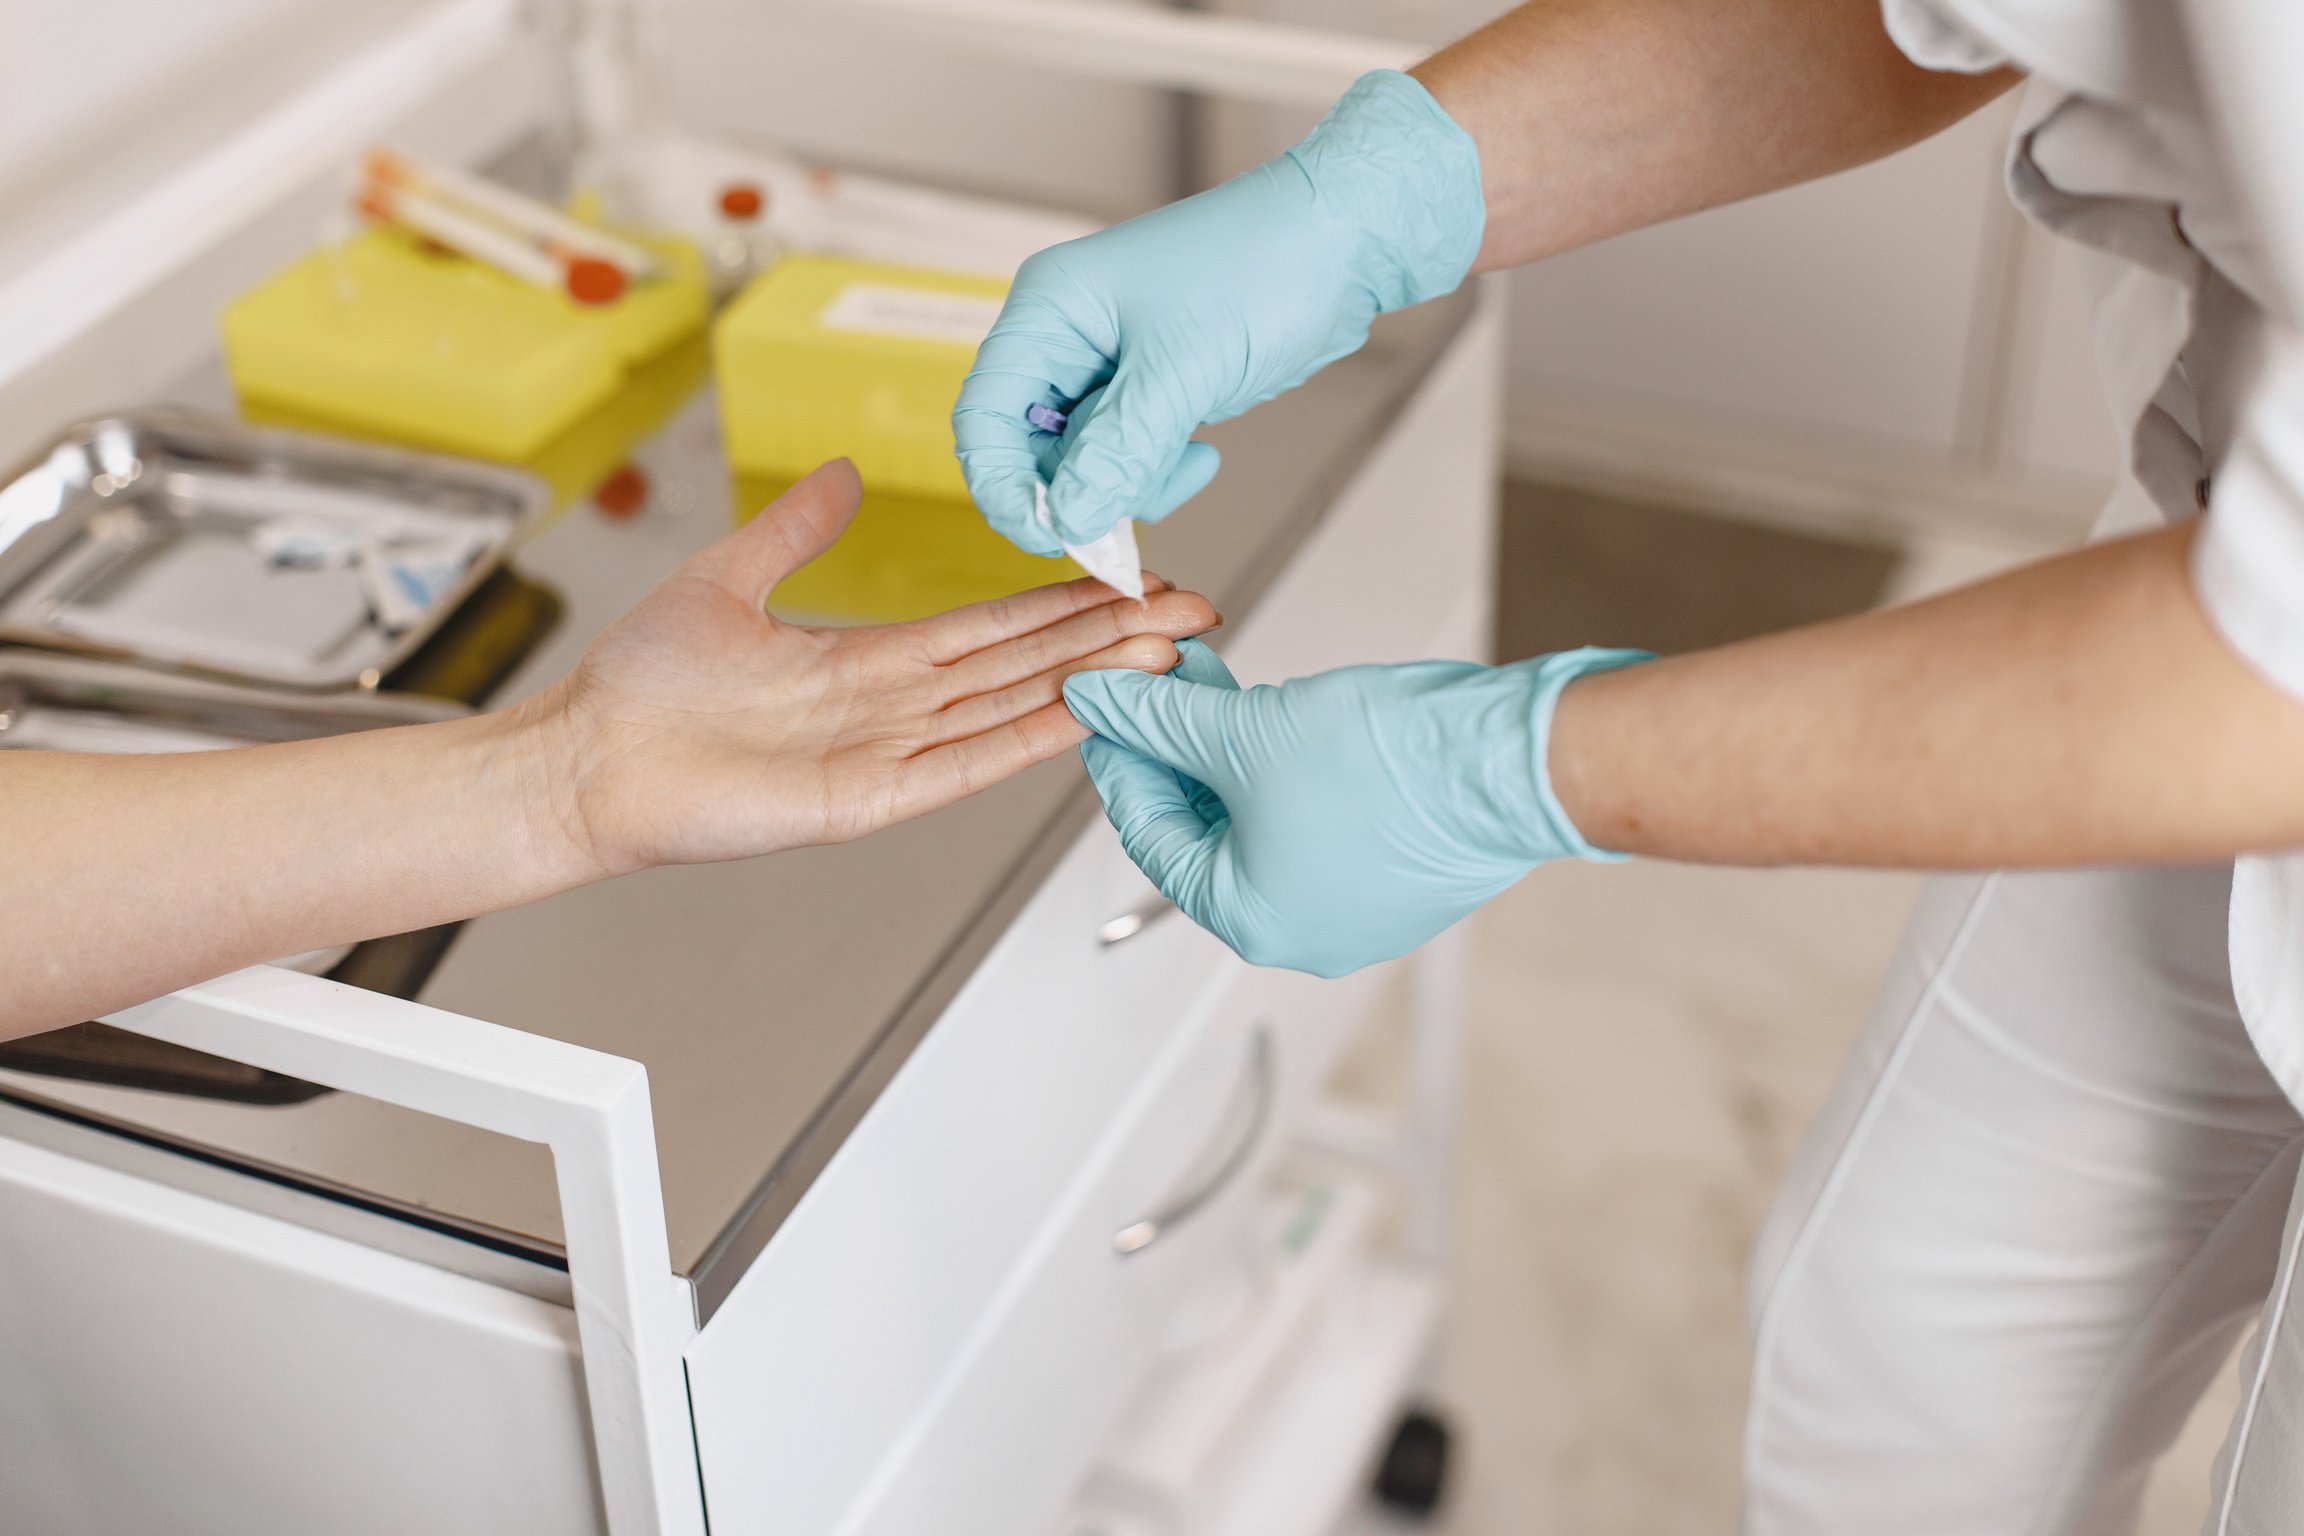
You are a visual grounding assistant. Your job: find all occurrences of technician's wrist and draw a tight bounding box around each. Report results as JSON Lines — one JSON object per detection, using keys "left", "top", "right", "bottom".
{"left": 1519, "top": 647, "right": 1653, "bottom": 862}
{"left": 1288, "top": 70, "right": 1485, "bottom": 312}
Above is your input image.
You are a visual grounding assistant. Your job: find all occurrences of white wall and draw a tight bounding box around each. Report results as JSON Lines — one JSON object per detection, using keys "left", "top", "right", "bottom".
{"left": 657, "top": 0, "right": 1180, "bottom": 224}
{"left": 1511, "top": 110, "right": 2011, "bottom": 462}
{"left": 0, "top": 0, "right": 544, "bottom": 465}
{"left": 0, "top": 0, "right": 442, "bottom": 296}
{"left": 2006, "top": 227, "right": 2124, "bottom": 483}
{"left": 1, "top": 0, "right": 320, "bottom": 203}
{"left": 1503, "top": 92, "right": 2117, "bottom": 543}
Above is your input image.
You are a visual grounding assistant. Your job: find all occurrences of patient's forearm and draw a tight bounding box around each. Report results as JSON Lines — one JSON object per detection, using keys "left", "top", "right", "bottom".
{"left": 1548, "top": 525, "right": 2304, "bottom": 867}
{"left": 1414, "top": 0, "right": 2019, "bottom": 272}
{"left": 3, "top": 704, "right": 582, "bottom": 1041}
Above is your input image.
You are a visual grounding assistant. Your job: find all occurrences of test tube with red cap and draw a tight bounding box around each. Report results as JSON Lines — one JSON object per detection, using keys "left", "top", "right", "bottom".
{"left": 357, "top": 150, "right": 651, "bottom": 307}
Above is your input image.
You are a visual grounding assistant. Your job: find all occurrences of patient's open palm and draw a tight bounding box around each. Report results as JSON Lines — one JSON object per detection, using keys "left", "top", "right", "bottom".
{"left": 540, "top": 460, "right": 1214, "bottom": 874}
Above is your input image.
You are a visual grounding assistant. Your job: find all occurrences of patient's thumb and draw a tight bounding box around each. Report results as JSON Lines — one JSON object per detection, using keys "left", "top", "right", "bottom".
{"left": 691, "top": 458, "right": 863, "bottom": 603}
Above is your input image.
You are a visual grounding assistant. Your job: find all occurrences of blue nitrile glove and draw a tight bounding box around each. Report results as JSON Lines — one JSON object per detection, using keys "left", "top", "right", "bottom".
{"left": 954, "top": 69, "right": 1485, "bottom": 556}
{"left": 1063, "top": 640, "right": 1652, "bottom": 977}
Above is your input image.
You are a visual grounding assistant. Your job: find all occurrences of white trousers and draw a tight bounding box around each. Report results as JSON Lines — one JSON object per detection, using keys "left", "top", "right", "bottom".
{"left": 1744, "top": 865, "right": 2304, "bottom": 1534}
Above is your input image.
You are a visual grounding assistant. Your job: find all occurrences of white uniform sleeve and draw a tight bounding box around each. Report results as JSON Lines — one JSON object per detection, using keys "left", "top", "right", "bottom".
{"left": 2183, "top": 3, "right": 2304, "bottom": 320}
{"left": 2194, "top": 340, "right": 2304, "bottom": 701}
{"left": 2182, "top": 1, "right": 2304, "bottom": 702}
{"left": 1876, "top": 0, "right": 2015, "bottom": 71}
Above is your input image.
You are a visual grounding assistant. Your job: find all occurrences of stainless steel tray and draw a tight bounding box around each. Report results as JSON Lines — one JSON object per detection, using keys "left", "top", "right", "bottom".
{"left": 0, "top": 410, "right": 549, "bottom": 691}
{"left": 0, "top": 648, "right": 468, "bottom": 752}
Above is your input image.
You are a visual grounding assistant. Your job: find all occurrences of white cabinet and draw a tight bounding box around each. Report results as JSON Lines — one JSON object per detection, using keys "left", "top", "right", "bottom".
{"left": 0, "top": 8, "right": 1495, "bottom": 1531}
{"left": 0, "top": 1105, "right": 602, "bottom": 1536}
{"left": 0, "top": 272, "right": 1502, "bottom": 1536}
{"left": 680, "top": 837, "right": 1242, "bottom": 1536}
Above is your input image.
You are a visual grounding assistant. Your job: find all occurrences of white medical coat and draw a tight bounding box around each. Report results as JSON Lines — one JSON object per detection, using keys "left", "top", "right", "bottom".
{"left": 1883, "top": 0, "right": 2304, "bottom": 1106}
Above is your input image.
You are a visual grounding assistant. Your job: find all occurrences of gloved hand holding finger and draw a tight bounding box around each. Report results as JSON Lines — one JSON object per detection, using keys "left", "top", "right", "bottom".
{"left": 1075, "top": 638, "right": 1243, "bottom": 923}
{"left": 1064, "top": 640, "right": 1651, "bottom": 977}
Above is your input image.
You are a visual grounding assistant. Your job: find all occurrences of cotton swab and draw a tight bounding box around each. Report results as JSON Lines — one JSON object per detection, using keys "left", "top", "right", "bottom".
{"left": 1036, "top": 480, "right": 1144, "bottom": 603}
{"left": 1022, "top": 403, "right": 1146, "bottom": 601}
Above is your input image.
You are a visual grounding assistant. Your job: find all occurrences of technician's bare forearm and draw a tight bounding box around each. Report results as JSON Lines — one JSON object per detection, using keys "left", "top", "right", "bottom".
{"left": 1414, "top": 0, "right": 2019, "bottom": 272}
{"left": 1549, "top": 526, "right": 2304, "bottom": 867}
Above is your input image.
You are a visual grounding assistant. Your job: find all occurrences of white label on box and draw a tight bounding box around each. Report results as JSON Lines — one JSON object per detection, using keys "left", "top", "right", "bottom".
{"left": 818, "top": 283, "right": 1004, "bottom": 348}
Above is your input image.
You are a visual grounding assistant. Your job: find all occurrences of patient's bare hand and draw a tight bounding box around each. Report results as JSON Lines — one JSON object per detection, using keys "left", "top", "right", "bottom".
{"left": 525, "top": 459, "right": 1215, "bottom": 876}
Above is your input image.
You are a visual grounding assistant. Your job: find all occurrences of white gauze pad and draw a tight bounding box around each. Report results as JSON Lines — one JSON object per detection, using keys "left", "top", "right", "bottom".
{"left": 1036, "top": 481, "right": 1144, "bottom": 602}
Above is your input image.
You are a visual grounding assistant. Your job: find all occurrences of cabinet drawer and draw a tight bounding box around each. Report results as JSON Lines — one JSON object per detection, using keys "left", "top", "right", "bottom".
{"left": 843, "top": 952, "right": 1399, "bottom": 1536}
{"left": 687, "top": 828, "right": 1234, "bottom": 1536}
{"left": 846, "top": 968, "right": 1282, "bottom": 1536}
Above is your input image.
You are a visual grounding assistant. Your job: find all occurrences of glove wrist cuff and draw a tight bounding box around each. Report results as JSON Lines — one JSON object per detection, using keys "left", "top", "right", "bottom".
{"left": 1519, "top": 646, "right": 1654, "bottom": 863}
{"left": 1287, "top": 69, "right": 1486, "bottom": 313}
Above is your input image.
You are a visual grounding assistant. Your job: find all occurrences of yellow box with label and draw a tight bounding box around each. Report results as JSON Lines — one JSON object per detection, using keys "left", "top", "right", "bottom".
{"left": 224, "top": 224, "right": 708, "bottom": 466}
{"left": 714, "top": 255, "right": 1006, "bottom": 503}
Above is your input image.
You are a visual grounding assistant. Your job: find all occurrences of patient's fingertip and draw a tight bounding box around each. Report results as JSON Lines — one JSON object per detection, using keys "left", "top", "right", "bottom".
{"left": 795, "top": 456, "right": 861, "bottom": 494}
{"left": 1114, "top": 634, "right": 1180, "bottom": 672}
{"left": 1145, "top": 592, "right": 1217, "bottom": 635}
{"left": 1076, "top": 634, "right": 1172, "bottom": 678}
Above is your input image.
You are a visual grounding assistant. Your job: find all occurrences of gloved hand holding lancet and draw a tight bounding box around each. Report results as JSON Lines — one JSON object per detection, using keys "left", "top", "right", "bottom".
{"left": 952, "top": 69, "right": 1486, "bottom": 557}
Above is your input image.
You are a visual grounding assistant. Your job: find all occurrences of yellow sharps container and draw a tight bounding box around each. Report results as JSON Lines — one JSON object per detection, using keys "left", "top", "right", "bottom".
{"left": 716, "top": 254, "right": 1066, "bottom": 620}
